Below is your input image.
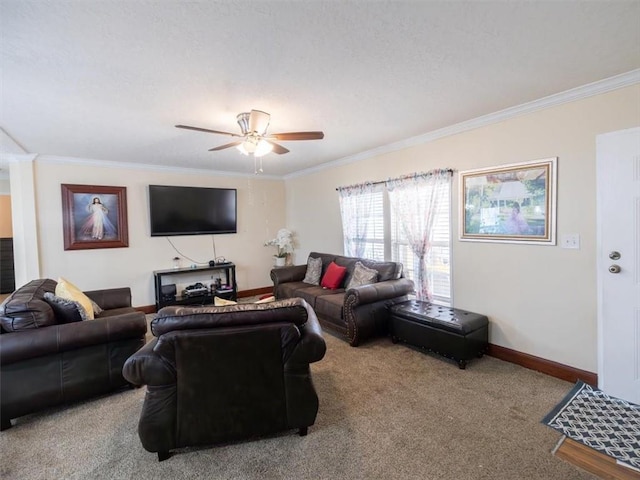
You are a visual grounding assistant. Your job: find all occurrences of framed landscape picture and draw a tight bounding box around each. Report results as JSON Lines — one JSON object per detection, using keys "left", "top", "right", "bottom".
{"left": 459, "top": 158, "right": 557, "bottom": 245}
{"left": 61, "top": 184, "right": 129, "bottom": 250}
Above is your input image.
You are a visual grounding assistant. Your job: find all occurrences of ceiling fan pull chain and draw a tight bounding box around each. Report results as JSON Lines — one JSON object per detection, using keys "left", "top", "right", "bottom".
{"left": 259, "top": 157, "right": 264, "bottom": 173}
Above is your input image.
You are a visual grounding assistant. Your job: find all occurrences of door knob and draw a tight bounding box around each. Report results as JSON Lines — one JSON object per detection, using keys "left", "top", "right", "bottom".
{"left": 608, "top": 264, "right": 621, "bottom": 274}
{"left": 609, "top": 251, "right": 621, "bottom": 260}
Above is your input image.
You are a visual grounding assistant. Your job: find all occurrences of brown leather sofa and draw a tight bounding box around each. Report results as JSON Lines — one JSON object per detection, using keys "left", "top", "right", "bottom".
{"left": 271, "top": 252, "right": 414, "bottom": 346}
{"left": 123, "top": 298, "right": 326, "bottom": 461}
{"left": 0, "top": 278, "right": 147, "bottom": 430}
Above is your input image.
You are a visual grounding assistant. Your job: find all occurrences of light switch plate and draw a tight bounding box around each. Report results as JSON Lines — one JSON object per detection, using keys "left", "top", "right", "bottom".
{"left": 561, "top": 233, "right": 580, "bottom": 249}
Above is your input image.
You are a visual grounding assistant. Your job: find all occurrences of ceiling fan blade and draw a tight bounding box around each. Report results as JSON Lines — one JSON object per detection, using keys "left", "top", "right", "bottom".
{"left": 176, "top": 124, "right": 242, "bottom": 137}
{"left": 267, "top": 141, "right": 290, "bottom": 155}
{"left": 268, "top": 131, "right": 324, "bottom": 141}
{"left": 208, "top": 141, "right": 243, "bottom": 151}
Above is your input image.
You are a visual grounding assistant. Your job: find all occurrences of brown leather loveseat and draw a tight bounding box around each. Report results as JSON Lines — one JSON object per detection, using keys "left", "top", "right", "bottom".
{"left": 271, "top": 252, "right": 414, "bottom": 346}
{"left": 0, "top": 278, "right": 147, "bottom": 430}
{"left": 123, "top": 298, "right": 326, "bottom": 461}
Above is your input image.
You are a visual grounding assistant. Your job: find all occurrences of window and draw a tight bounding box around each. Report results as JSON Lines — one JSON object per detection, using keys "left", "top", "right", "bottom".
{"left": 390, "top": 180, "right": 451, "bottom": 305}
{"left": 354, "top": 186, "right": 385, "bottom": 261}
{"left": 339, "top": 172, "right": 452, "bottom": 305}
{"left": 338, "top": 184, "right": 384, "bottom": 259}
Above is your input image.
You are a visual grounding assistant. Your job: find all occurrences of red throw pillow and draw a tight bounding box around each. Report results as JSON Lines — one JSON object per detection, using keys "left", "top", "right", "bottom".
{"left": 321, "top": 261, "right": 347, "bottom": 289}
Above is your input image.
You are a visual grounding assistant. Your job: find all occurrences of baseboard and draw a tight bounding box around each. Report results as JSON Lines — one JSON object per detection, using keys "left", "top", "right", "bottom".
{"left": 488, "top": 343, "right": 597, "bottom": 386}
{"left": 136, "top": 286, "right": 274, "bottom": 313}
{"left": 237, "top": 286, "right": 273, "bottom": 298}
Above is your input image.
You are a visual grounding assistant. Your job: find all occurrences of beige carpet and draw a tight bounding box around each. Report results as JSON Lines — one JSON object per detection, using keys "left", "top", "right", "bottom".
{"left": 0, "top": 329, "right": 594, "bottom": 480}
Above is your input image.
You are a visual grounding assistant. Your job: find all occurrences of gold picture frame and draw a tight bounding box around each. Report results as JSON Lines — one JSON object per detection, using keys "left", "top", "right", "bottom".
{"left": 459, "top": 158, "right": 557, "bottom": 244}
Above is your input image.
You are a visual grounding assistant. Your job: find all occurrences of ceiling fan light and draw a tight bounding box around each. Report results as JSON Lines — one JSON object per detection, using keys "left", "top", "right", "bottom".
{"left": 236, "top": 142, "right": 250, "bottom": 155}
{"left": 254, "top": 139, "right": 273, "bottom": 157}
{"left": 244, "top": 139, "right": 258, "bottom": 154}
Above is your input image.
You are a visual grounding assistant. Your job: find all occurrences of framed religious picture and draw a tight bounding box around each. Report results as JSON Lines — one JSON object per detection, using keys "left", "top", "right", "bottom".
{"left": 459, "top": 157, "right": 557, "bottom": 244}
{"left": 61, "top": 184, "right": 129, "bottom": 250}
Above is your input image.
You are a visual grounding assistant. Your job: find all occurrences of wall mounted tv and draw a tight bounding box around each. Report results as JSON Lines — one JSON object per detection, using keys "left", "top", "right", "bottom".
{"left": 149, "top": 185, "right": 237, "bottom": 236}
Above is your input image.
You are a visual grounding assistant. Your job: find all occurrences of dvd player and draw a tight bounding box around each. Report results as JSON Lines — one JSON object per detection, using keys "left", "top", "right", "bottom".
{"left": 183, "top": 287, "right": 208, "bottom": 297}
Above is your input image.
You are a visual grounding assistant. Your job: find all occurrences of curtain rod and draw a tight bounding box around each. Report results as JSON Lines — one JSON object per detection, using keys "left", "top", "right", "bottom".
{"left": 335, "top": 168, "right": 454, "bottom": 191}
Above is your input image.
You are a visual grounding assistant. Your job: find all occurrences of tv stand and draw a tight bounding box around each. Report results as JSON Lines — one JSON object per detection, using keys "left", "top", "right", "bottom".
{"left": 153, "top": 263, "right": 237, "bottom": 310}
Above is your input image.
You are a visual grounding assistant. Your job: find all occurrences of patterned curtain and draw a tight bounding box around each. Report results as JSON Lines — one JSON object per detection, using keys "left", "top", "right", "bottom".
{"left": 338, "top": 182, "right": 376, "bottom": 257}
{"left": 386, "top": 169, "right": 452, "bottom": 300}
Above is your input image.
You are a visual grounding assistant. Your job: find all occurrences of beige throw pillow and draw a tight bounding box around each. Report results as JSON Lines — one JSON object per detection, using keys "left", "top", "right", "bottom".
{"left": 346, "top": 261, "right": 379, "bottom": 290}
{"left": 303, "top": 256, "right": 322, "bottom": 285}
{"left": 214, "top": 296, "right": 237, "bottom": 306}
{"left": 55, "top": 277, "right": 95, "bottom": 320}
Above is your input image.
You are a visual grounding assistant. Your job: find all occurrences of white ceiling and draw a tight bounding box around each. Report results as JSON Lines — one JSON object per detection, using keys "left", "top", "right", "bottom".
{"left": 1, "top": 1, "right": 639, "bottom": 178}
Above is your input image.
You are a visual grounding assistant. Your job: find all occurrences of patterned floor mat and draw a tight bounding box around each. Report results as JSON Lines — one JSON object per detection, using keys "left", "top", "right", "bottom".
{"left": 542, "top": 380, "right": 640, "bottom": 469}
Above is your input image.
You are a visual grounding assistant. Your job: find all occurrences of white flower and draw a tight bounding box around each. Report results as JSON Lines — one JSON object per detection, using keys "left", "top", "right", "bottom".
{"left": 264, "top": 228, "right": 294, "bottom": 257}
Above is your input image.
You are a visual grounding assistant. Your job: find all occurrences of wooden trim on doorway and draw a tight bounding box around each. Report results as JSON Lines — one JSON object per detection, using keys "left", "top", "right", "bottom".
{"left": 555, "top": 437, "right": 640, "bottom": 479}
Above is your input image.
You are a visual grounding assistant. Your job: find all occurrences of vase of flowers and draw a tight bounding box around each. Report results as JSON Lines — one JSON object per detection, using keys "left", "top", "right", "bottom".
{"left": 265, "top": 228, "right": 294, "bottom": 267}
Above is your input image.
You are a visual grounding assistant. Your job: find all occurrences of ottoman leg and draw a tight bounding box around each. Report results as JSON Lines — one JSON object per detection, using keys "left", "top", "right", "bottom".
{"left": 458, "top": 360, "right": 467, "bottom": 370}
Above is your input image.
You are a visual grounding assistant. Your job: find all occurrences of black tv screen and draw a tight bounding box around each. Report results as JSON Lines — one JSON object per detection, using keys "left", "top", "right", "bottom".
{"left": 149, "top": 185, "right": 237, "bottom": 236}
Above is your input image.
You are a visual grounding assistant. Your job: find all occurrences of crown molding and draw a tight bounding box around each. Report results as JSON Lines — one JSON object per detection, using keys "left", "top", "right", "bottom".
{"left": 284, "top": 69, "right": 640, "bottom": 180}
{"left": 35, "top": 155, "right": 283, "bottom": 180}
{"left": 0, "top": 127, "right": 28, "bottom": 156}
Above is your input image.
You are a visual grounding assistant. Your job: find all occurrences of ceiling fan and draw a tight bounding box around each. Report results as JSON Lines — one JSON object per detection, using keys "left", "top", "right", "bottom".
{"left": 176, "top": 110, "right": 324, "bottom": 160}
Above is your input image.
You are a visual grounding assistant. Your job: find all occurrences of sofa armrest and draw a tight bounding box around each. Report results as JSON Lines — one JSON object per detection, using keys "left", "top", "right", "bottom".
{"left": 0, "top": 312, "right": 147, "bottom": 365}
{"left": 122, "top": 339, "right": 176, "bottom": 386}
{"left": 84, "top": 287, "right": 132, "bottom": 310}
{"left": 271, "top": 265, "right": 307, "bottom": 285}
{"left": 345, "top": 278, "right": 414, "bottom": 306}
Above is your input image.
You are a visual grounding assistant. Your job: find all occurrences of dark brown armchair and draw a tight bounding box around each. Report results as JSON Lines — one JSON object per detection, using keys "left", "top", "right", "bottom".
{"left": 123, "top": 298, "right": 326, "bottom": 461}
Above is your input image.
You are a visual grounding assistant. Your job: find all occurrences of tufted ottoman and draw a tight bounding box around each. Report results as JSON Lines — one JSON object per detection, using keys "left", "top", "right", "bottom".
{"left": 389, "top": 300, "right": 489, "bottom": 369}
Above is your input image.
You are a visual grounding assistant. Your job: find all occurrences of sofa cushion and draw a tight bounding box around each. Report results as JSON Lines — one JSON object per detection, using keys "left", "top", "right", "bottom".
{"left": 43, "top": 292, "right": 88, "bottom": 323}
{"left": 302, "top": 256, "right": 322, "bottom": 285}
{"left": 321, "top": 262, "right": 347, "bottom": 289}
{"left": 293, "top": 285, "right": 345, "bottom": 308}
{"left": 315, "top": 293, "right": 345, "bottom": 320}
{"left": 346, "top": 261, "right": 379, "bottom": 289}
{"left": 0, "top": 279, "right": 58, "bottom": 332}
{"left": 277, "top": 281, "right": 309, "bottom": 299}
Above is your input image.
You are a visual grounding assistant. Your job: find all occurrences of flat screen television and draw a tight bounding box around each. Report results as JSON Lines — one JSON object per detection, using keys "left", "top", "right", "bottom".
{"left": 149, "top": 185, "right": 237, "bottom": 236}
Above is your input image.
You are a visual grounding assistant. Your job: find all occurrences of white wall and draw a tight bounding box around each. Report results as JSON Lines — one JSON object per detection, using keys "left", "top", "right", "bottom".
{"left": 0, "top": 178, "right": 10, "bottom": 195}
{"left": 32, "top": 160, "right": 286, "bottom": 306}
{"left": 285, "top": 85, "right": 640, "bottom": 372}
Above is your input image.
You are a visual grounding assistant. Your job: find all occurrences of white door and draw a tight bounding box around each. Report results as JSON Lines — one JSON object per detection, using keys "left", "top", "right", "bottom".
{"left": 597, "top": 127, "right": 640, "bottom": 404}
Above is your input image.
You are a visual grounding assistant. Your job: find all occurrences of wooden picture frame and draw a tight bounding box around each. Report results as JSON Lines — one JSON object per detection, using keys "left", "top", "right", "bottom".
{"left": 61, "top": 184, "right": 129, "bottom": 250}
{"left": 459, "top": 157, "right": 557, "bottom": 244}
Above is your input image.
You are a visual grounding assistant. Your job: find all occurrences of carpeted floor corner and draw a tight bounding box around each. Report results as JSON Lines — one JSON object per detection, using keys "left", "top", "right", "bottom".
{"left": 0, "top": 329, "right": 595, "bottom": 479}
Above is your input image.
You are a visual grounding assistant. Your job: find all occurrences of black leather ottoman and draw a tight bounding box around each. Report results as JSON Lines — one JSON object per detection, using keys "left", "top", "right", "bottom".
{"left": 389, "top": 300, "right": 489, "bottom": 369}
